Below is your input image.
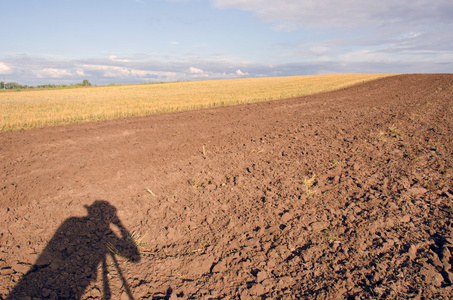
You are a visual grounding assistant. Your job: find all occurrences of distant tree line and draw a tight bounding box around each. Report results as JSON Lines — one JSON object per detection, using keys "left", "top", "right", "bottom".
{"left": 0, "top": 80, "right": 92, "bottom": 90}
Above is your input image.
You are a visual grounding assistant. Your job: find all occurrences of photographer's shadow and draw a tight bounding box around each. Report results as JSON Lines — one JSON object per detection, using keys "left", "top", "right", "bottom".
{"left": 7, "top": 200, "right": 141, "bottom": 299}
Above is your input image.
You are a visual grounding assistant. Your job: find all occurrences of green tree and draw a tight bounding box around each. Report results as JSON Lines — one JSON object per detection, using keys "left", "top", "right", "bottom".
{"left": 82, "top": 79, "right": 92, "bottom": 86}
{"left": 5, "top": 82, "right": 20, "bottom": 89}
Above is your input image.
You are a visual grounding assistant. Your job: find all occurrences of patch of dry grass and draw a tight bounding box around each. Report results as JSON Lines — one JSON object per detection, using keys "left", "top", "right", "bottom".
{"left": 0, "top": 74, "right": 396, "bottom": 131}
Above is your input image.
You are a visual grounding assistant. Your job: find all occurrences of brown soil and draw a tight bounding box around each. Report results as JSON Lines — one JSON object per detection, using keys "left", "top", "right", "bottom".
{"left": 1, "top": 74, "right": 453, "bottom": 299}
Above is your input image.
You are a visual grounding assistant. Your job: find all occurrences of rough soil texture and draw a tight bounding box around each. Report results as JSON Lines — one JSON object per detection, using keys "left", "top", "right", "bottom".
{"left": 1, "top": 74, "right": 453, "bottom": 299}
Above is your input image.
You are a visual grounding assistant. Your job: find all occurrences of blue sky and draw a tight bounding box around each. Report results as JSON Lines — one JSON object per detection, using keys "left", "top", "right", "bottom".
{"left": 1, "top": 0, "right": 452, "bottom": 85}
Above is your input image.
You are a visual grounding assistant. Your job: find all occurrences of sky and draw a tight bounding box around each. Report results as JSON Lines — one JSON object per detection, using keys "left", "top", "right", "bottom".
{"left": 1, "top": 0, "right": 452, "bottom": 85}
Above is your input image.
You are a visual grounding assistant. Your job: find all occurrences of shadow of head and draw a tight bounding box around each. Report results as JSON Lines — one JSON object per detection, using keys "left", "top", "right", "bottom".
{"left": 84, "top": 200, "right": 118, "bottom": 221}
{"left": 83, "top": 200, "right": 141, "bottom": 263}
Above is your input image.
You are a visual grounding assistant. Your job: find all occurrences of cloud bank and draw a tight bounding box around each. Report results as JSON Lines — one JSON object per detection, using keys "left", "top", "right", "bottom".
{"left": 213, "top": 0, "right": 453, "bottom": 74}
{"left": 214, "top": 0, "right": 453, "bottom": 30}
{"left": 2, "top": 52, "right": 451, "bottom": 86}
{"left": 0, "top": 55, "right": 265, "bottom": 85}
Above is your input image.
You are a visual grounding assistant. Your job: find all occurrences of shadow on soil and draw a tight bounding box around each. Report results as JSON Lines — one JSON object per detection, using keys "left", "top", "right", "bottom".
{"left": 7, "top": 200, "right": 140, "bottom": 300}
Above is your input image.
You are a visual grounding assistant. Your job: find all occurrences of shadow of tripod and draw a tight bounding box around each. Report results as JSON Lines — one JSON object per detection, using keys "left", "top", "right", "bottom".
{"left": 7, "top": 200, "right": 141, "bottom": 299}
{"left": 102, "top": 245, "right": 137, "bottom": 299}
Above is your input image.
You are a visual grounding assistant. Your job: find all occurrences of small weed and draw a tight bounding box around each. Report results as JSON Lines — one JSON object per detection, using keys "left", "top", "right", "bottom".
{"left": 427, "top": 141, "right": 440, "bottom": 147}
{"left": 301, "top": 175, "right": 316, "bottom": 189}
{"left": 189, "top": 178, "right": 205, "bottom": 189}
{"left": 325, "top": 234, "right": 341, "bottom": 243}
{"left": 300, "top": 175, "right": 316, "bottom": 198}
{"left": 107, "top": 231, "right": 147, "bottom": 257}
{"left": 370, "top": 125, "right": 403, "bottom": 141}
{"left": 426, "top": 140, "right": 442, "bottom": 151}
{"left": 189, "top": 171, "right": 213, "bottom": 189}
{"left": 329, "top": 159, "right": 344, "bottom": 168}
{"left": 250, "top": 148, "right": 265, "bottom": 154}
{"left": 319, "top": 224, "right": 332, "bottom": 232}
{"left": 130, "top": 231, "right": 153, "bottom": 253}
{"left": 106, "top": 231, "right": 145, "bottom": 256}
{"left": 388, "top": 124, "right": 402, "bottom": 137}
{"left": 377, "top": 130, "right": 387, "bottom": 141}
{"left": 107, "top": 242, "right": 120, "bottom": 256}
{"left": 304, "top": 189, "right": 314, "bottom": 198}
{"left": 200, "top": 240, "right": 217, "bottom": 248}
{"left": 128, "top": 231, "right": 146, "bottom": 249}
{"left": 202, "top": 145, "right": 207, "bottom": 157}
{"left": 409, "top": 113, "right": 419, "bottom": 121}
{"left": 369, "top": 129, "right": 387, "bottom": 142}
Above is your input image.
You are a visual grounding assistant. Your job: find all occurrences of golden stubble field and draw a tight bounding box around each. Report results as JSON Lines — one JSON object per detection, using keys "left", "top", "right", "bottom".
{"left": 0, "top": 74, "right": 396, "bottom": 131}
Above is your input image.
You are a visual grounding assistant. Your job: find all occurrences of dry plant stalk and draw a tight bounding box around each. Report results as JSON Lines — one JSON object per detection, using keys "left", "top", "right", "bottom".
{"left": 146, "top": 188, "right": 157, "bottom": 197}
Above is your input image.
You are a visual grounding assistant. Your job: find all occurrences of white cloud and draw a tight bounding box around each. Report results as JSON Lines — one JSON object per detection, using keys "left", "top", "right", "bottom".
{"left": 170, "top": 42, "right": 179, "bottom": 45}
{"left": 338, "top": 50, "right": 380, "bottom": 62}
{"left": 82, "top": 64, "right": 177, "bottom": 80}
{"left": 35, "top": 68, "right": 72, "bottom": 78}
{"left": 0, "top": 62, "right": 11, "bottom": 74}
{"left": 189, "top": 67, "right": 204, "bottom": 74}
{"left": 130, "top": 69, "right": 177, "bottom": 78}
{"left": 236, "top": 69, "right": 248, "bottom": 76}
{"left": 109, "top": 55, "right": 130, "bottom": 62}
{"left": 83, "top": 64, "right": 130, "bottom": 77}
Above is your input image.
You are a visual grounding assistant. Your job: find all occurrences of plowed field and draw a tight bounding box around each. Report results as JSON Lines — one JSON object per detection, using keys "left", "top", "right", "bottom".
{"left": 1, "top": 74, "right": 453, "bottom": 299}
